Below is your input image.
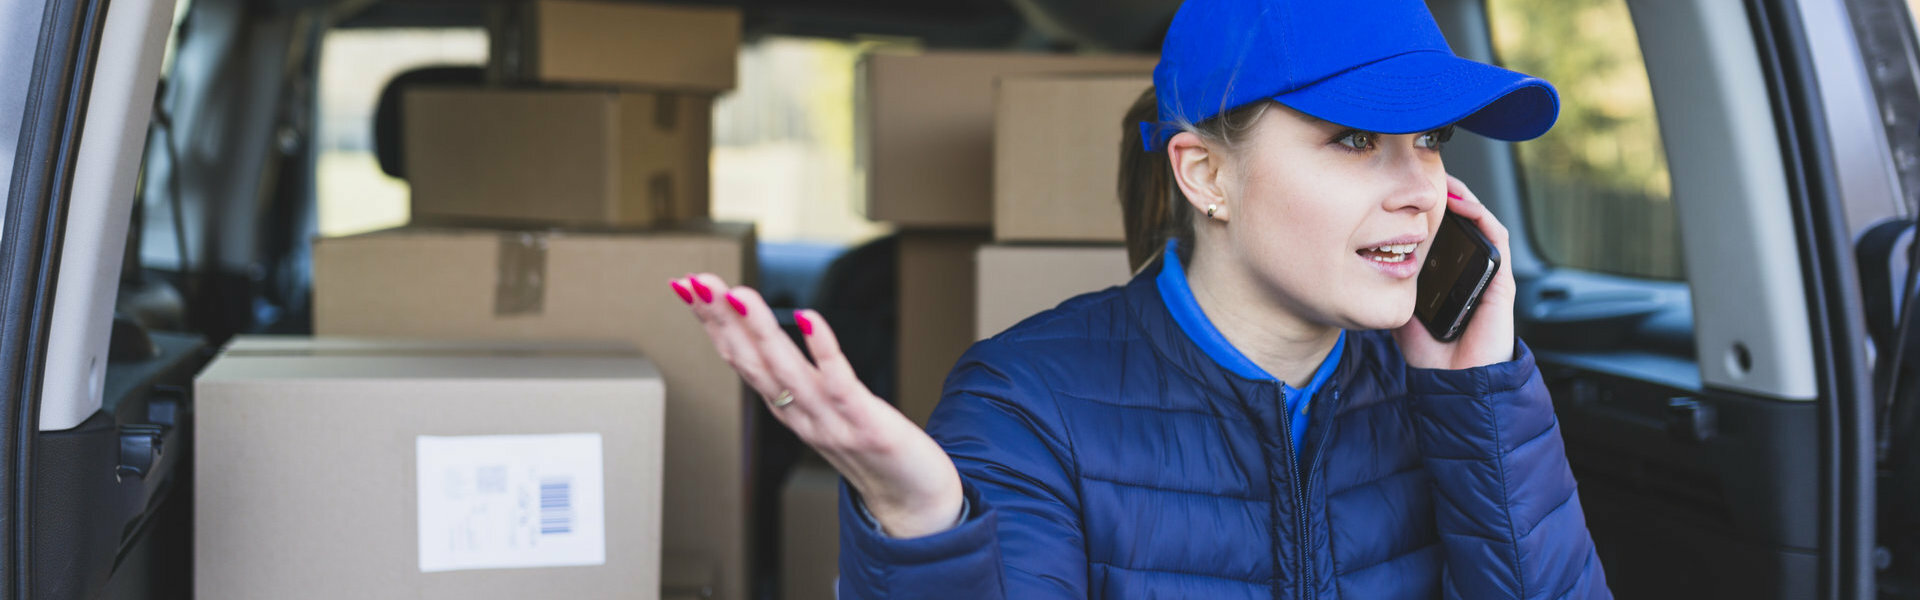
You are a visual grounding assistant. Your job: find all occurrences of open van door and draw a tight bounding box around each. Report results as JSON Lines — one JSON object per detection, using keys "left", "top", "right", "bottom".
{"left": 1431, "top": 0, "right": 1891, "bottom": 597}
{"left": 2, "top": 0, "right": 189, "bottom": 597}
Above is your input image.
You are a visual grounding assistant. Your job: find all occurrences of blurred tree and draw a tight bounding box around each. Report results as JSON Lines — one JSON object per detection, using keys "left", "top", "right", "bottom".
{"left": 1488, "top": 0, "right": 1684, "bottom": 280}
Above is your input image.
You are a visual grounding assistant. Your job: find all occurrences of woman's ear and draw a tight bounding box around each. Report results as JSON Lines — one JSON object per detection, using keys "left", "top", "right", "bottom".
{"left": 1167, "top": 131, "right": 1228, "bottom": 221}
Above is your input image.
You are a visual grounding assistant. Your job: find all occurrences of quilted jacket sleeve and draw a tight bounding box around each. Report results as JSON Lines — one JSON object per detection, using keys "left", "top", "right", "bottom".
{"left": 837, "top": 339, "right": 1087, "bottom": 599}
{"left": 1405, "top": 339, "right": 1612, "bottom": 600}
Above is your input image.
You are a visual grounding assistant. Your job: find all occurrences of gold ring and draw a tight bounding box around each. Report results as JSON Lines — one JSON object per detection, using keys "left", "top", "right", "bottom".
{"left": 773, "top": 390, "right": 794, "bottom": 407}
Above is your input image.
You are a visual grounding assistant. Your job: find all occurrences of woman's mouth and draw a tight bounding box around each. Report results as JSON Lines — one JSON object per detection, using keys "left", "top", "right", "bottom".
{"left": 1359, "top": 243, "right": 1416, "bottom": 263}
{"left": 1358, "top": 243, "right": 1420, "bottom": 279}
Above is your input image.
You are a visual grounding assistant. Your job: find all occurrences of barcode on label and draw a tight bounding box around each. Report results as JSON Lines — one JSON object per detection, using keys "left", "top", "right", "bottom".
{"left": 539, "top": 478, "right": 572, "bottom": 536}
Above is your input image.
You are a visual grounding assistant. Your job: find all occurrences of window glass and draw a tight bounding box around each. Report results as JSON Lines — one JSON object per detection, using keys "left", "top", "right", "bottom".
{"left": 315, "top": 28, "right": 487, "bottom": 237}
{"left": 711, "top": 36, "right": 891, "bottom": 244}
{"left": 0, "top": 0, "right": 47, "bottom": 227}
{"left": 1488, "top": 0, "right": 1684, "bottom": 280}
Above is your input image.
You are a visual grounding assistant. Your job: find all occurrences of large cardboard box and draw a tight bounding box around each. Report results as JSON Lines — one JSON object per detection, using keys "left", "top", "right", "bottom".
{"left": 491, "top": 0, "right": 740, "bottom": 92}
{"left": 194, "top": 337, "right": 664, "bottom": 599}
{"left": 405, "top": 87, "right": 712, "bottom": 228}
{"left": 993, "top": 76, "right": 1152, "bottom": 243}
{"left": 313, "top": 223, "right": 756, "bottom": 600}
{"left": 861, "top": 52, "right": 1158, "bottom": 228}
{"left": 781, "top": 459, "right": 840, "bottom": 600}
{"left": 661, "top": 556, "right": 719, "bottom": 600}
{"left": 975, "top": 244, "right": 1134, "bottom": 340}
{"left": 896, "top": 231, "right": 990, "bottom": 426}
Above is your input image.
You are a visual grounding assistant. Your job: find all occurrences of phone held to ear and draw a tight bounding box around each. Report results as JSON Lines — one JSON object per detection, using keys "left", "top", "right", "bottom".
{"left": 1414, "top": 211, "right": 1501, "bottom": 342}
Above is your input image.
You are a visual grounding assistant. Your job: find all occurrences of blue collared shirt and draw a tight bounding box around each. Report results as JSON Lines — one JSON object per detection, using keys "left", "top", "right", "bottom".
{"left": 1155, "top": 240, "right": 1345, "bottom": 454}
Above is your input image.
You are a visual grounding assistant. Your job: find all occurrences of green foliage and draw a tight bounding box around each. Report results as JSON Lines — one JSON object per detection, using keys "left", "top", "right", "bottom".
{"left": 1488, "top": 0, "right": 1684, "bottom": 280}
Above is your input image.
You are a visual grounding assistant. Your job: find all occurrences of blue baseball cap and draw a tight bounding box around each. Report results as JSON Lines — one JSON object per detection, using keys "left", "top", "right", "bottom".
{"left": 1143, "top": 0, "right": 1559, "bottom": 151}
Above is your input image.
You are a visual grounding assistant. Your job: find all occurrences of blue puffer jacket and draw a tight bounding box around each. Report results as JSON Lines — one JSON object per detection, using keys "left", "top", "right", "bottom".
{"left": 838, "top": 248, "right": 1611, "bottom": 599}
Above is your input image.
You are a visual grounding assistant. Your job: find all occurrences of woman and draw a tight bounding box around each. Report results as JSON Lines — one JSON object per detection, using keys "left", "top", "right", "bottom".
{"left": 670, "top": 0, "right": 1610, "bottom": 596}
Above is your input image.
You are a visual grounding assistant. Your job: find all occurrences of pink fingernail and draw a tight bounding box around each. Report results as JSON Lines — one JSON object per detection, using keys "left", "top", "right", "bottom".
{"left": 1447, "top": 192, "right": 1462, "bottom": 200}
{"left": 691, "top": 278, "right": 713, "bottom": 303}
{"left": 726, "top": 291, "right": 747, "bottom": 316}
{"left": 795, "top": 310, "right": 814, "bottom": 336}
{"left": 669, "top": 280, "right": 694, "bottom": 304}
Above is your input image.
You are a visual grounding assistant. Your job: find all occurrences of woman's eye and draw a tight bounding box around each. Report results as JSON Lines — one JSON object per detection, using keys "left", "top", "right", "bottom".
{"left": 1418, "top": 126, "right": 1456, "bottom": 150}
{"left": 1336, "top": 131, "right": 1376, "bottom": 151}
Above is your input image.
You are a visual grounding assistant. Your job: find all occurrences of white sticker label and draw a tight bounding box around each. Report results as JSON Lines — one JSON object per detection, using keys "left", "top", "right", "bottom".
{"left": 416, "top": 433, "right": 606, "bottom": 573}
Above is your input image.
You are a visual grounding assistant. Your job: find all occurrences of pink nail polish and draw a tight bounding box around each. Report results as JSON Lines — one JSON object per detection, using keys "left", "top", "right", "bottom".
{"left": 795, "top": 311, "right": 814, "bottom": 336}
{"left": 691, "top": 278, "right": 713, "bottom": 303}
{"left": 670, "top": 280, "right": 694, "bottom": 304}
{"left": 726, "top": 292, "right": 747, "bottom": 316}
{"left": 1447, "top": 192, "right": 1462, "bottom": 200}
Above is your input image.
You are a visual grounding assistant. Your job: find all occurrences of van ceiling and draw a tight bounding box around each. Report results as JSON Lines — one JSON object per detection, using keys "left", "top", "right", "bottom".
{"left": 328, "top": 0, "right": 1180, "bottom": 52}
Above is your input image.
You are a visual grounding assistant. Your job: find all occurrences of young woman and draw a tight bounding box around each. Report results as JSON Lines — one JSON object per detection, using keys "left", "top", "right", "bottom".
{"left": 670, "top": 0, "right": 1611, "bottom": 597}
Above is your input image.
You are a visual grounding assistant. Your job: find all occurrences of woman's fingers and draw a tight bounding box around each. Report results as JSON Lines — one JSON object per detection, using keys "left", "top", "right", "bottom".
{"left": 677, "top": 274, "right": 815, "bottom": 427}
{"left": 669, "top": 273, "right": 913, "bottom": 455}
{"left": 1433, "top": 176, "right": 1518, "bottom": 368}
{"left": 721, "top": 287, "right": 842, "bottom": 423}
{"left": 677, "top": 274, "right": 741, "bottom": 365}
{"left": 793, "top": 309, "right": 867, "bottom": 406}
{"left": 672, "top": 277, "right": 963, "bottom": 539}
{"left": 1444, "top": 176, "right": 1510, "bottom": 249}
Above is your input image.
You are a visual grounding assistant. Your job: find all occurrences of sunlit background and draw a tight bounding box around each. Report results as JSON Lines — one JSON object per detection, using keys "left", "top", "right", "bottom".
{"left": 315, "top": 30, "right": 893, "bottom": 245}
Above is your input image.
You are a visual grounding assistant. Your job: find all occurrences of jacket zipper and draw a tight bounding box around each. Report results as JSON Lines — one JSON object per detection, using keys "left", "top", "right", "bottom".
{"left": 1271, "top": 381, "right": 1312, "bottom": 600}
{"left": 1281, "top": 383, "right": 1343, "bottom": 600}
{"left": 1303, "top": 386, "right": 1340, "bottom": 600}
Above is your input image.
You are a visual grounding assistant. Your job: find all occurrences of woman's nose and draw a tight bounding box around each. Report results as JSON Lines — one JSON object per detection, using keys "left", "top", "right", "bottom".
{"left": 1381, "top": 148, "right": 1443, "bottom": 213}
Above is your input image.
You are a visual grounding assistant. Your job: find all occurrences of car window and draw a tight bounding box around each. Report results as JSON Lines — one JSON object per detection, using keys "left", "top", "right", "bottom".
{"left": 0, "top": 0, "right": 47, "bottom": 226}
{"left": 710, "top": 37, "right": 891, "bottom": 244}
{"left": 316, "top": 27, "right": 487, "bottom": 237}
{"left": 1487, "top": 0, "right": 1684, "bottom": 281}
{"left": 314, "top": 31, "right": 891, "bottom": 246}
{"left": 134, "top": 0, "right": 194, "bottom": 273}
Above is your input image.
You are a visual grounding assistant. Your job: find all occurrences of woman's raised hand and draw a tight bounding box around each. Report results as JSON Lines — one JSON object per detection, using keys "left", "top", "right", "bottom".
{"left": 1392, "top": 175, "right": 1519, "bottom": 370}
{"left": 670, "top": 274, "right": 965, "bottom": 538}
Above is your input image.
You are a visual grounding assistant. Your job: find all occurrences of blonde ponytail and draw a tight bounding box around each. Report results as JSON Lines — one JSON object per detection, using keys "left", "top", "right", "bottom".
{"left": 1118, "top": 86, "right": 1189, "bottom": 272}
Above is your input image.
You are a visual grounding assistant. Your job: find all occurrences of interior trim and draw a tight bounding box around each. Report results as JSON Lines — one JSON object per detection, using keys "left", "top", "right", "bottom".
{"left": 1631, "top": 0, "right": 1820, "bottom": 400}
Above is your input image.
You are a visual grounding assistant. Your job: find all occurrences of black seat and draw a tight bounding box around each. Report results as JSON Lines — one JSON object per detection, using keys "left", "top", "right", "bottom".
{"left": 371, "top": 65, "right": 486, "bottom": 180}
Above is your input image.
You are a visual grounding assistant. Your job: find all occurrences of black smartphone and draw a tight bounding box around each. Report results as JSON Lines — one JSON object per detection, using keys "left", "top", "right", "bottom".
{"left": 1414, "top": 211, "right": 1501, "bottom": 342}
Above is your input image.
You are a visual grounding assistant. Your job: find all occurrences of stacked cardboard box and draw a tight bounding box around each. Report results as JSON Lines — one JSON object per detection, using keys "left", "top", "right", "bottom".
{"left": 313, "top": 223, "right": 757, "bottom": 600}
{"left": 860, "top": 52, "right": 1159, "bottom": 229}
{"left": 306, "top": 3, "right": 757, "bottom": 597}
{"left": 974, "top": 74, "right": 1146, "bottom": 340}
{"left": 405, "top": 89, "right": 712, "bottom": 228}
{"left": 406, "top": 0, "right": 741, "bottom": 229}
{"left": 991, "top": 75, "right": 1150, "bottom": 243}
{"left": 194, "top": 337, "right": 664, "bottom": 599}
{"left": 780, "top": 458, "right": 841, "bottom": 600}
{"left": 975, "top": 244, "right": 1134, "bottom": 339}
{"left": 489, "top": 0, "right": 739, "bottom": 93}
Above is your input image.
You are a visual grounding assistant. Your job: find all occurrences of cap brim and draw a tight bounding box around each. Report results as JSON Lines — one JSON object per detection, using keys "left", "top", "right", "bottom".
{"left": 1273, "top": 51, "right": 1559, "bottom": 142}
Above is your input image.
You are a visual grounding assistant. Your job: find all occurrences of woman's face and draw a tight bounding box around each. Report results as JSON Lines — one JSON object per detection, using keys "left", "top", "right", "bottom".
{"left": 1215, "top": 104, "right": 1451, "bottom": 331}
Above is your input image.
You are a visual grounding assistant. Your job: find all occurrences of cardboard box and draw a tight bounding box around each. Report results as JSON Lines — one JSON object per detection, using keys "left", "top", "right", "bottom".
{"left": 860, "top": 51, "right": 1158, "bottom": 228}
{"left": 405, "top": 87, "right": 711, "bottom": 228}
{"left": 976, "top": 244, "right": 1134, "bottom": 340}
{"left": 313, "top": 223, "right": 756, "bottom": 600}
{"left": 896, "top": 231, "right": 990, "bottom": 426}
{"left": 492, "top": 0, "right": 740, "bottom": 92}
{"left": 781, "top": 459, "right": 840, "bottom": 600}
{"left": 194, "top": 337, "right": 664, "bottom": 599}
{"left": 993, "top": 76, "right": 1152, "bottom": 242}
{"left": 661, "top": 555, "right": 718, "bottom": 600}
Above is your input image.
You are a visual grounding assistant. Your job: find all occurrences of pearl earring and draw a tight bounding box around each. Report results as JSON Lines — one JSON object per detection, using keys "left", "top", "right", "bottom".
{"left": 1206, "top": 203, "right": 1220, "bottom": 219}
